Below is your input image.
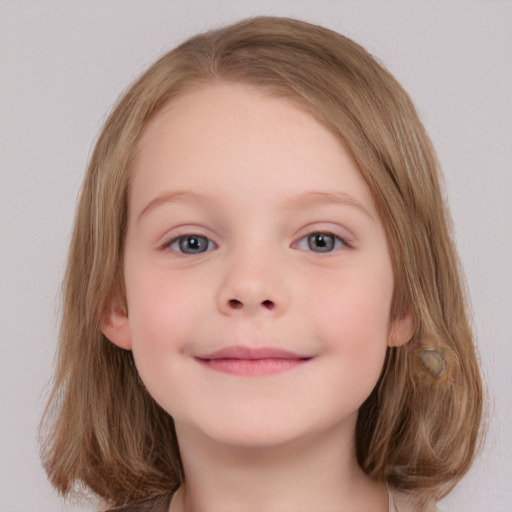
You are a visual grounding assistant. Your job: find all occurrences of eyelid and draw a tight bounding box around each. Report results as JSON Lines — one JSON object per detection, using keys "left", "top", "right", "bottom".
{"left": 157, "top": 223, "right": 355, "bottom": 253}
{"left": 293, "top": 232, "right": 350, "bottom": 253}
{"left": 171, "top": 235, "right": 215, "bottom": 254}
{"left": 292, "top": 224, "right": 355, "bottom": 249}
{"left": 159, "top": 227, "right": 218, "bottom": 253}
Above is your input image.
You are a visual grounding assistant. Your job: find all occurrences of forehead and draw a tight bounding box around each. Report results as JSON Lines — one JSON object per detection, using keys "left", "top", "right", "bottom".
{"left": 130, "top": 83, "right": 377, "bottom": 217}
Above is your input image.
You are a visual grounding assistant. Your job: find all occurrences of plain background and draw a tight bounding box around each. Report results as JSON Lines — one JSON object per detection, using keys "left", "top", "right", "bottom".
{"left": 0, "top": 1, "right": 511, "bottom": 511}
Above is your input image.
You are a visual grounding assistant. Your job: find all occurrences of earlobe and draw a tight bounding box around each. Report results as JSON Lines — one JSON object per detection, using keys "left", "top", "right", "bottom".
{"left": 388, "top": 312, "right": 415, "bottom": 347}
{"left": 101, "top": 300, "right": 132, "bottom": 350}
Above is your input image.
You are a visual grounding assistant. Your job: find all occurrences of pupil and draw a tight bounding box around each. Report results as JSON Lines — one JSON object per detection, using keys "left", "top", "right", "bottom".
{"left": 188, "top": 237, "right": 200, "bottom": 250}
{"left": 180, "top": 236, "right": 207, "bottom": 253}
{"left": 315, "top": 234, "right": 327, "bottom": 247}
{"left": 308, "top": 233, "right": 334, "bottom": 252}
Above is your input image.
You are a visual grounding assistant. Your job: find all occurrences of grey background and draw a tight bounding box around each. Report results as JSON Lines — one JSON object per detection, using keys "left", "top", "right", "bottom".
{"left": 1, "top": 1, "right": 511, "bottom": 511}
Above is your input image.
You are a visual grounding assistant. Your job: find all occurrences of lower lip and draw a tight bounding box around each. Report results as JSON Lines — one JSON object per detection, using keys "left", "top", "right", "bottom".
{"left": 196, "top": 358, "right": 308, "bottom": 376}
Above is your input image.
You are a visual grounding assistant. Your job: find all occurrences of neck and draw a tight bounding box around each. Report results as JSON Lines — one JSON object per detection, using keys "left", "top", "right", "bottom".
{"left": 171, "top": 420, "right": 388, "bottom": 512}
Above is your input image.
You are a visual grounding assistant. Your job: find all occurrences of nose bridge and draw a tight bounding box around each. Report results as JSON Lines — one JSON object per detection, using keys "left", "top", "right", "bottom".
{"left": 217, "top": 237, "right": 289, "bottom": 316}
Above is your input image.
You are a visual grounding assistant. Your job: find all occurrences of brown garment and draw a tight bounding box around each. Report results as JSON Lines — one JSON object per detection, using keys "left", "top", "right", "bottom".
{"left": 105, "top": 493, "right": 172, "bottom": 512}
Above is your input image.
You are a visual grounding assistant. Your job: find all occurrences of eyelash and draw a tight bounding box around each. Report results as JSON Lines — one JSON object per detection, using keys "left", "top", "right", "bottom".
{"left": 294, "top": 232, "right": 350, "bottom": 253}
{"left": 162, "top": 233, "right": 216, "bottom": 254}
{"left": 161, "top": 231, "right": 351, "bottom": 255}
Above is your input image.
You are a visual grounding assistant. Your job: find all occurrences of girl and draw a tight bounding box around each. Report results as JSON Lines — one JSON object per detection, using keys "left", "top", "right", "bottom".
{"left": 40, "top": 17, "right": 483, "bottom": 512}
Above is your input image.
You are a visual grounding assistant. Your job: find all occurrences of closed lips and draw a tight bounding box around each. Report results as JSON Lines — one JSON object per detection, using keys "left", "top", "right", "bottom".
{"left": 195, "top": 346, "right": 312, "bottom": 376}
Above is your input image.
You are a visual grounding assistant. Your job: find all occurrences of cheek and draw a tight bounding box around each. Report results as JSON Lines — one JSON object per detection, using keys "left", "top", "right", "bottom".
{"left": 315, "top": 290, "right": 391, "bottom": 407}
{"left": 125, "top": 270, "right": 199, "bottom": 354}
{"left": 124, "top": 274, "right": 196, "bottom": 410}
{"left": 310, "top": 264, "right": 393, "bottom": 367}
{"left": 326, "top": 292, "right": 391, "bottom": 340}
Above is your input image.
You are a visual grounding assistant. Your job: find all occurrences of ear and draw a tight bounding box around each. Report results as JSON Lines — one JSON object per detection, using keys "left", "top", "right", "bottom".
{"left": 387, "top": 312, "right": 414, "bottom": 347}
{"left": 101, "top": 300, "right": 132, "bottom": 350}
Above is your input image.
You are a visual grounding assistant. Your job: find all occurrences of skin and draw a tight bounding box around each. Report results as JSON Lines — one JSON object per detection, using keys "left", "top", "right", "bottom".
{"left": 102, "top": 83, "right": 413, "bottom": 512}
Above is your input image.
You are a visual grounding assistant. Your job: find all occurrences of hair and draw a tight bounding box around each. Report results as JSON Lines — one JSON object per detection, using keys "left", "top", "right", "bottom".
{"left": 40, "top": 16, "right": 483, "bottom": 510}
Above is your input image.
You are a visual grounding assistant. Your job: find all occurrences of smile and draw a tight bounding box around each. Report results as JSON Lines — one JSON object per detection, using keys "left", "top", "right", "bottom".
{"left": 195, "top": 346, "right": 312, "bottom": 376}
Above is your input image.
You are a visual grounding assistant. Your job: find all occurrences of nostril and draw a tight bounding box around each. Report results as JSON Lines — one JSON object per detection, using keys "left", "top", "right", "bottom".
{"left": 262, "top": 300, "right": 275, "bottom": 310}
{"left": 228, "top": 299, "right": 243, "bottom": 310}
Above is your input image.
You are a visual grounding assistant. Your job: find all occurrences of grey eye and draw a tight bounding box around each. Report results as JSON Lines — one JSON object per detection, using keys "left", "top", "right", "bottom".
{"left": 170, "top": 235, "right": 213, "bottom": 254}
{"left": 308, "top": 233, "right": 335, "bottom": 252}
{"left": 296, "top": 232, "right": 344, "bottom": 253}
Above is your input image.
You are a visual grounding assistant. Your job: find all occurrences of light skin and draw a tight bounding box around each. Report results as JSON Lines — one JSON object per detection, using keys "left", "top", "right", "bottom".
{"left": 102, "top": 83, "right": 413, "bottom": 512}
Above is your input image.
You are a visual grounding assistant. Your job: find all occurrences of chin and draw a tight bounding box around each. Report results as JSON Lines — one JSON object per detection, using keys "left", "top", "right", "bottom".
{"left": 176, "top": 404, "right": 358, "bottom": 455}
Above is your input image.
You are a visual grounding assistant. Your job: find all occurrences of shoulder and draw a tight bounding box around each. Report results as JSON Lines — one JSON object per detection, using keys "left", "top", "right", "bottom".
{"left": 102, "top": 493, "right": 172, "bottom": 512}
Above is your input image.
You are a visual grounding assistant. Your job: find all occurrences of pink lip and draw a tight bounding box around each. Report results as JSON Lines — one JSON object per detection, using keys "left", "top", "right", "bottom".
{"left": 195, "top": 346, "right": 312, "bottom": 376}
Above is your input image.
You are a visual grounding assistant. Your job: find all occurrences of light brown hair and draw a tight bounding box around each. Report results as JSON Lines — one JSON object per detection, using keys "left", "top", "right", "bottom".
{"left": 40, "top": 16, "right": 483, "bottom": 510}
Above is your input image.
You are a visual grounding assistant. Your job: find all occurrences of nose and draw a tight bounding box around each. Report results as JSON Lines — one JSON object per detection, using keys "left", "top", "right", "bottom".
{"left": 216, "top": 250, "right": 289, "bottom": 317}
{"left": 225, "top": 297, "right": 276, "bottom": 312}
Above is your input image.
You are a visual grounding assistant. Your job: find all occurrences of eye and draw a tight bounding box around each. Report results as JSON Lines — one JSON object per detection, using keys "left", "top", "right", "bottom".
{"left": 166, "top": 234, "right": 214, "bottom": 254}
{"left": 296, "top": 232, "right": 346, "bottom": 253}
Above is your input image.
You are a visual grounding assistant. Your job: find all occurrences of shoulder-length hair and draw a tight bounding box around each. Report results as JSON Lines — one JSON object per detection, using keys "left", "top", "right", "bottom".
{"left": 40, "top": 16, "right": 483, "bottom": 510}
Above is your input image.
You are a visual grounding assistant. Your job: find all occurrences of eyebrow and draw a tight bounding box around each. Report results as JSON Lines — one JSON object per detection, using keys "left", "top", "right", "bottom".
{"left": 137, "top": 190, "right": 374, "bottom": 222}
{"left": 137, "top": 191, "right": 209, "bottom": 222}
{"left": 282, "top": 191, "right": 375, "bottom": 220}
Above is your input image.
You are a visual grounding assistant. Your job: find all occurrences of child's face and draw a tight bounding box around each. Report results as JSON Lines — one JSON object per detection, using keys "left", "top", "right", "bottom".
{"left": 103, "top": 83, "right": 412, "bottom": 448}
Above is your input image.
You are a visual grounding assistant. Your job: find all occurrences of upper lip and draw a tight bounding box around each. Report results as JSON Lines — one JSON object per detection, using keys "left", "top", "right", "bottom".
{"left": 196, "top": 345, "right": 310, "bottom": 360}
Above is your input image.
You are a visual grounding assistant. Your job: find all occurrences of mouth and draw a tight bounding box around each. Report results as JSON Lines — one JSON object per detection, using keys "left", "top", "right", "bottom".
{"left": 195, "top": 346, "right": 312, "bottom": 376}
